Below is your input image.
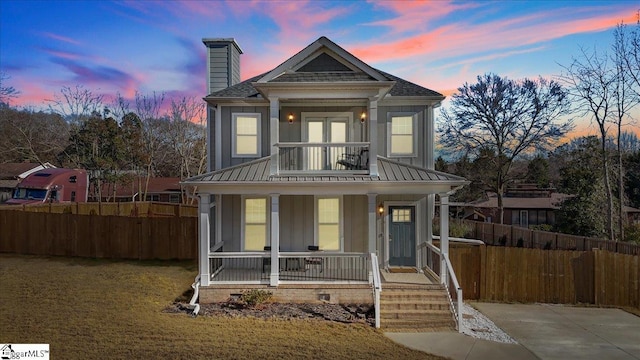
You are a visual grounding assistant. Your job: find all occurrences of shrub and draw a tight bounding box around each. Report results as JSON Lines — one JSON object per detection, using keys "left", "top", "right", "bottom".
{"left": 239, "top": 289, "right": 272, "bottom": 308}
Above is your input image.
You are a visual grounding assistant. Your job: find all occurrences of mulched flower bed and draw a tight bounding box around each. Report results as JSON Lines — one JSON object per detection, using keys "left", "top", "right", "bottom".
{"left": 167, "top": 301, "right": 376, "bottom": 327}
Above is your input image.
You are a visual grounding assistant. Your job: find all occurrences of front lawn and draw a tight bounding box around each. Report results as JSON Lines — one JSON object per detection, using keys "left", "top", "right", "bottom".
{"left": 0, "top": 255, "right": 444, "bottom": 359}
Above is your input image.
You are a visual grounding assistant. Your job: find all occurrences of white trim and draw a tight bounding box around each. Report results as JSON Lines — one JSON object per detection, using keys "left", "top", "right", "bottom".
{"left": 214, "top": 105, "right": 222, "bottom": 170}
{"left": 314, "top": 195, "right": 344, "bottom": 251}
{"left": 383, "top": 200, "right": 419, "bottom": 267}
{"left": 257, "top": 37, "right": 388, "bottom": 83}
{"left": 387, "top": 112, "right": 418, "bottom": 158}
{"left": 240, "top": 195, "right": 270, "bottom": 251}
{"left": 301, "top": 112, "right": 354, "bottom": 141}
{"left": 232, "top": 113, "right": 262, "bottom": 158}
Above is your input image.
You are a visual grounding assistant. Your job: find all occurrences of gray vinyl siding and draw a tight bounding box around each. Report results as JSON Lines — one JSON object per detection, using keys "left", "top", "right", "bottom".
{"left": 221, "top": 195, "right": 242, "bottom": 251}
{"left": 280, "top": 195, "right": 314, "bottom": 251}
{"left": 208, "top": 44, "right": 241, "bottom": 93}
{"left": 343, "top": 195, "right": 368, "bottom": 253}
{"left": 219, "top": 194, "right": 370, "bottom": 253}
{"left": 377, "top": 105, "right": 429, "bottom": 168}
{"left": 208, "top": 103, "right": 439, "bottom": 175}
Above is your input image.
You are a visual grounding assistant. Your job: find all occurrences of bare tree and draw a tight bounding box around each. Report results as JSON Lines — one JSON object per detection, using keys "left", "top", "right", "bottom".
{"left": 0, "top": 106, "right": 69, "bottom": 164}
{"left": 612, "top": 22, "right": 640, "bottom": 241}
{"left": 439, "top": 73, "right": 572, "bottom": 223}
{"left": 0, "top": 72, "right": 20, "bottom": 105}
{"left": 560, "top": 48, "right": 617, "bottom": 240}
{"left": 168, "top": 97, "right": 207, "bottom": 204}
{"left": 47, "top": 85, "right": 104, "bottom": 125}
{"left": 623, "top": 11, "right": 640, "bottom": 95}
{"left": 134, "top": 91, "right": 166, "bottom": 200}
{"left": 107, "top": 92, "right": 131, "bottom": 122}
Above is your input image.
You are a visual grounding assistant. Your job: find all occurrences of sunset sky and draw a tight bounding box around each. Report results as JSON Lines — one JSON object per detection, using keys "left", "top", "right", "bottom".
{"left": 1, "top": 0, "right": 638, "bottom": 138}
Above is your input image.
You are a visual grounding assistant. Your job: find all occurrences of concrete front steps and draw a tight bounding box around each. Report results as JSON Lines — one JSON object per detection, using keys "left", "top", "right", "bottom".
{"left": 380, "top": 283, "right": 456, "bottom": 332}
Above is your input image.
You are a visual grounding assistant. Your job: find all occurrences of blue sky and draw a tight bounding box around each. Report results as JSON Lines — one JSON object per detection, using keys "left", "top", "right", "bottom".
{"left": 1, "top": 0, "right": 637, "bottom": 137}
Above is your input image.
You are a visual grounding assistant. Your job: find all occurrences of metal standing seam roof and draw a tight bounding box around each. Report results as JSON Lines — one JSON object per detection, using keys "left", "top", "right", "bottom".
{"left": 183, "top": 156, "right": 467, "bottom": 184}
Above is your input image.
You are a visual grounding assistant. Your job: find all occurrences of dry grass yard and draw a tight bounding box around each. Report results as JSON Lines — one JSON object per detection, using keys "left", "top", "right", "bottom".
{"left": 0, "top": 255, "right": 444, "bottom": 360}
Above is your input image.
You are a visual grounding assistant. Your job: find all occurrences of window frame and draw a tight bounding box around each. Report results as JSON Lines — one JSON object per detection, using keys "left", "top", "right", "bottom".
{"left": 241, "top": 196, "right": 270, "bottom": 251}
{"left": 232, "top": 113, "right": 262, "bottom": 158}
{"left": 387, "top": 112, "right": 418, "bottom": 158}
{"left": 314, "top": 195, "right": 343, "bottom": 251}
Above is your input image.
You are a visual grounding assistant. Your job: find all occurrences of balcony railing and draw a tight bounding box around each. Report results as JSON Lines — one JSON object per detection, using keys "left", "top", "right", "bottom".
{"left": 276, "top": 142, "right": 369, "bottom": 174}
{"left": 208, "top": 252, "right": 371, "bottom": 283}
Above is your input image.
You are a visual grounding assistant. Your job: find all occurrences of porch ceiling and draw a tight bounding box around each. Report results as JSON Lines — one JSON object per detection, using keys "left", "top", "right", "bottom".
{"left": 182, "top": 156, "right": 468, "bottom": 195}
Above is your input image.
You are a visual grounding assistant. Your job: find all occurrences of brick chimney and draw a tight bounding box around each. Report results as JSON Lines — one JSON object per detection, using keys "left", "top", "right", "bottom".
{"left": 202, "top": 38, "right": 243, "bottom": 94}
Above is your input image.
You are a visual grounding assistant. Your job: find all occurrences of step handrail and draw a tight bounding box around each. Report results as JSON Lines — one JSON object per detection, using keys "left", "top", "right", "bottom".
{"left": 370, "top": 252, "right": 381, "bottom": 329}
{"left": 443, "top": 255, "right": 463, "bottom": 333}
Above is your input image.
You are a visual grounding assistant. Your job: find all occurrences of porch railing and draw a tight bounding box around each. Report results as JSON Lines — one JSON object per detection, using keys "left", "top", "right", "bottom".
{"left": 276, "top": 142, "right": 369, "bottom": 174}
{"left": 208, "top": 251, "right": 370, "bottom": 283}
{"left": 418, "top": 242, "right": 463, "bottom": 333}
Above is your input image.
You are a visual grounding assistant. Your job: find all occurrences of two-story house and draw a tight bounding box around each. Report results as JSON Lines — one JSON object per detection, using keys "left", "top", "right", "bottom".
{"left": 184, "top": 37, "right": 468, "bottom": 322}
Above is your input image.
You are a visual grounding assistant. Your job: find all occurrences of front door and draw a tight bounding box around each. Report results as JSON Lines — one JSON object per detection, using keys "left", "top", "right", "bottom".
{"left": 304, "top": 116, "right": 347, "bottom": 170}
{"left": 389, "top": 206, "right": 416, "bottom": 266}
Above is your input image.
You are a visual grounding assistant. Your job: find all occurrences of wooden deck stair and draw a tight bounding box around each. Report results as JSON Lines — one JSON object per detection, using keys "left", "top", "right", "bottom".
{"left": 380, "top": 283, "right": 455, "bottom": 332}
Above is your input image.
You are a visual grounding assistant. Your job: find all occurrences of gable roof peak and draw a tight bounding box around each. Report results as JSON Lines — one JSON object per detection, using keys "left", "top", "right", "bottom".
{"left": 257, "top": 36, "right": 388, "bottom": 83}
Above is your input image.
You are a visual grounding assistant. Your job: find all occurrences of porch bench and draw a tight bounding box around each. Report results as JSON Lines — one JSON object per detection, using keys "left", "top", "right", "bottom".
{"left": 337, "top": 149, "right": 369, "bottom": 170}
{"left": 305, "top": 245, "right": 323, "bottom": 273}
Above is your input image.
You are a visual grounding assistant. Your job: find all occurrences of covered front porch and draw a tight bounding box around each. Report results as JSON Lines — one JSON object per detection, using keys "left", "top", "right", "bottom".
{"left": 184, "top": 156, "right": 468, "bottom": 289}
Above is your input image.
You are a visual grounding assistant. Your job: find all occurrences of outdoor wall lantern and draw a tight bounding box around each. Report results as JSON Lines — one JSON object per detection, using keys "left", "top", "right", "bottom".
{"left": 288, "top": 113, "right": 294, "bottom": 124}
{"left": 360, "top": 111, "right": 367, "bottom": 123}
{"left": 378, "top": 204, "right": 384, "bottom": 215}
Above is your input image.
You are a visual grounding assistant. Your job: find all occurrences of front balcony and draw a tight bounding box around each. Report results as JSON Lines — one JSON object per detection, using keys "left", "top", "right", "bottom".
{"left": 276, "top": 142, "right": 370, "bottom": 174}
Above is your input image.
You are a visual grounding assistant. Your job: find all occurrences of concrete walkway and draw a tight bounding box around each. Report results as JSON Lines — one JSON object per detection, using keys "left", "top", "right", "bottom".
{"left": 387, "top": 303, "right": 640, "bottom": 360}
{"left": 386, "top": 331, "right": 539, "bottom": 360}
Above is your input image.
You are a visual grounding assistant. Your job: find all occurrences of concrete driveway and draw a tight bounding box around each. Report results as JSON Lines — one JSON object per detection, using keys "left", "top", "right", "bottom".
{"left": 473, "top": 303, "right": 640, "bottom": 360}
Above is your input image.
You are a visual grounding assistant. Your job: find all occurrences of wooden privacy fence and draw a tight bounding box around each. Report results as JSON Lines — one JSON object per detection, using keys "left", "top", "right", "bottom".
{"left": 452, "top": 220, "right": 640, "bottom": 256}
{"left": 0, "top": 201, "right": 198, "bottom": 218}
{"left": 0, "top": 209, "right": 197, "bottom": 260}
{"left": 449, "top": 245, "right": 639, "bottom": 309}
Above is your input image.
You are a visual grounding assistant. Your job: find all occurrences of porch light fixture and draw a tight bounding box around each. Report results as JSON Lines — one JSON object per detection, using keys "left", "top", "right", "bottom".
{"left": 360, "top": 111, "right": 366, "bottom": 123}
{"left": 378, "top": 204, "right": 384, "bottom": 215}
{"left": 288, "top": 113, "right": 294, "bottom": 124}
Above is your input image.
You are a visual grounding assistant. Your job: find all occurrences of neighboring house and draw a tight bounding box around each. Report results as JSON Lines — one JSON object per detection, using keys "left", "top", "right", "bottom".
{"left": 0, "top": 162, "right": 56, "bottom": 203}
{"left": 625, "top": 206, "right": 640, "bottom": 226}
{"left": 90, "top": 176, "right": 184, "bottom": 203}
{"left": 183, "top": 37, "right": 467, "bottom": 305}
{"left": 453, "top": 184, "right": 569, "bottom": 228}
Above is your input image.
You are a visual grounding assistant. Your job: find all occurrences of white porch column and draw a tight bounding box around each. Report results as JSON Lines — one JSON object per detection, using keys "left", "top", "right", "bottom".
{"left": 367, "top": 194, "right": 377, "bottom": 254}
{"left": 198, "top": 194, "right": 211, "bottom": 286}
{"left": 270, "top": 194, "right": 280, "bottom": 287}
{"left": 426, "top": 105, "right": 435, "bottom": 245}
{"left": 368, "top": 99, "right": 378, "bottom": 176}
{"left": 427, "top": 194, "right": 435, "bottom": 244}
{"left": 439, "top": 194, "right": 449, "bottom": 285}
{"left": 269, "top": 97, "right": 280, "bottom": 176}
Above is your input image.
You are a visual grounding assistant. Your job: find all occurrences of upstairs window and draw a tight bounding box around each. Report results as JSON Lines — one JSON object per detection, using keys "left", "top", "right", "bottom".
{"left": 388, "top": 113, "right": 417, "bottom": 157}
{"left": 232, "top": 113, "right": 261, "bottom": 158}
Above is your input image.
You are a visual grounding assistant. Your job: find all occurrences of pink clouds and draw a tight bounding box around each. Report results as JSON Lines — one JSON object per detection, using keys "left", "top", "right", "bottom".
{"left": 366, "top": 0, "right": 480, "bottom": 34}
{"left": 38, "top": 32, "right": 82, "bottom": 46}
{"left": 350, "top": 6, "right": 636, "bottom": 65}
